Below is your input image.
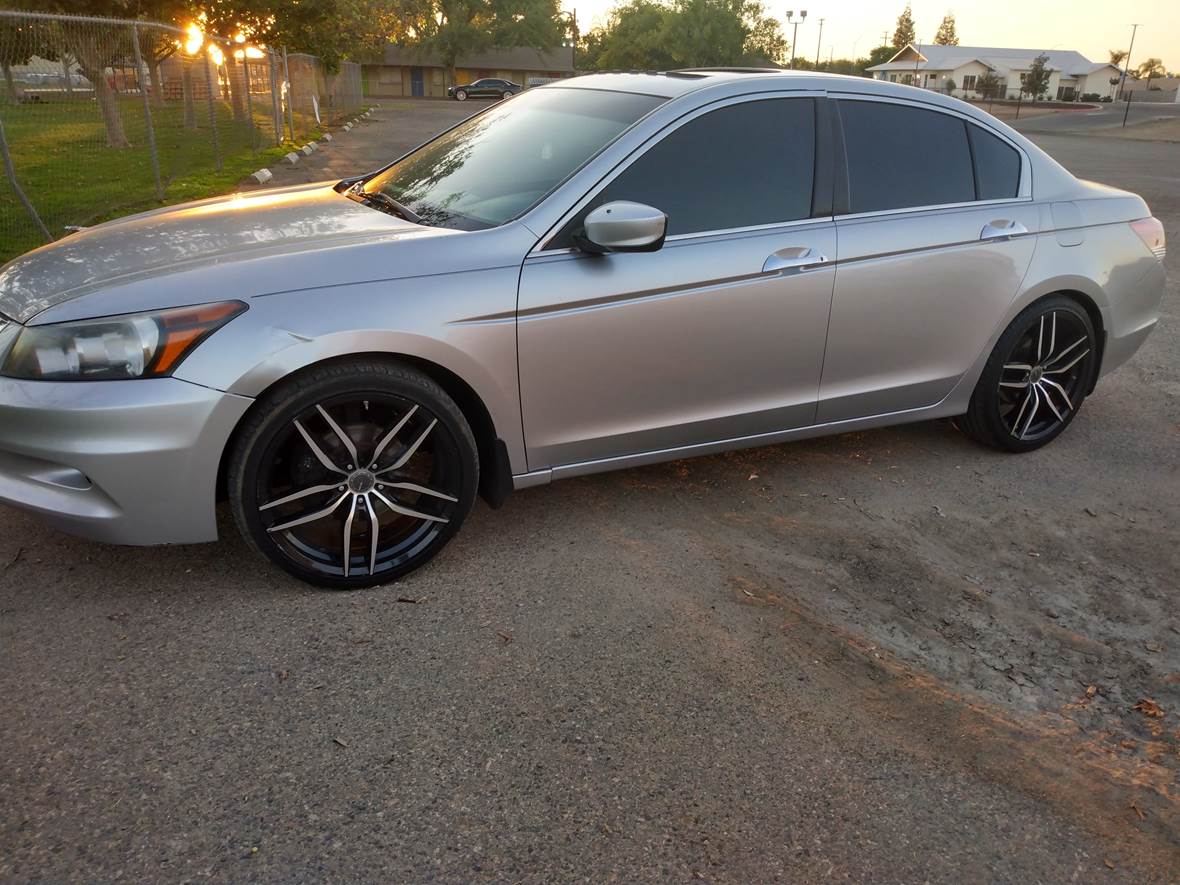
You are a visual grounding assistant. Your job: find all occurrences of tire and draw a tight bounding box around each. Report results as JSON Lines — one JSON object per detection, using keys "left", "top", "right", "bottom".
{"left": 454, "top": 89, "right": 467, "bottom": 101}
{"left": 228, "top": 360, "right": 479, "bottom": 589}
{"left": 958, "top": 296, "right": 1098, "bottom": 452}
{"left": 500, "top": 91, "right": 511, "bottom": 100}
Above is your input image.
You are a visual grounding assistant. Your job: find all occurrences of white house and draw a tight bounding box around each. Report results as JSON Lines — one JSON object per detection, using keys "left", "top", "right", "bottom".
{"left": 867, "top": 44, "right": 1123, "bottom": 102}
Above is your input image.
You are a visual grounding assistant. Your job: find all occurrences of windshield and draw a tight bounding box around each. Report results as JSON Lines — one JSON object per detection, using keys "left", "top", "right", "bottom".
{"left": 361, "top": 88, "right": 665, "bottom": 231}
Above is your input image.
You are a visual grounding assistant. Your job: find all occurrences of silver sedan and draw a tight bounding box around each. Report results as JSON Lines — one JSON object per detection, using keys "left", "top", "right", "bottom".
{"left": 0, "top": 71, "right": 1167, "bottom": 587}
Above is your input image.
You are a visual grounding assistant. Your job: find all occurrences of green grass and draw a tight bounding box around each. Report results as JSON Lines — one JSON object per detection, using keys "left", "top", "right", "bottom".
{"left": 0, "top": 94, "right": 337, "bottom": 264}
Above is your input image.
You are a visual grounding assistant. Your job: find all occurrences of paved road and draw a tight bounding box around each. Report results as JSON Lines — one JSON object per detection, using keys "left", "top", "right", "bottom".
{"left": 2, "top": 102, "right": 1178, "bottom": 883}
{"left": 1012, "top": 99, "right": 1180, "bottom": 133}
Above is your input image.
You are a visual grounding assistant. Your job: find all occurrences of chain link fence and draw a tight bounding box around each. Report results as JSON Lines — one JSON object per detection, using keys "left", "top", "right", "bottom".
{"left": 0, "top": 10, "right": 365, "bottom": 264}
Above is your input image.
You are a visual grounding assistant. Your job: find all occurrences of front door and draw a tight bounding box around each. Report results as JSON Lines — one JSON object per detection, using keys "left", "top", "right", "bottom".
{"left": 818, "top": 97, "right": 1039, "bottom": 422}
{"left": 410, "top": 67, "right": 424, "bottom": 97}
{"left": 518, "top": 97, "right": 836, "bottom": 469}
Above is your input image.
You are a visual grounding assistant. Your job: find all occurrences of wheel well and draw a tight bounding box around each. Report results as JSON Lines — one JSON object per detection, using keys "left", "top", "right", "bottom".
{"left": 1052, "top": 289, "right": 1106, "bottom": 393}
{"left": 216, "top": 352, "right": 511, "bottom": 507}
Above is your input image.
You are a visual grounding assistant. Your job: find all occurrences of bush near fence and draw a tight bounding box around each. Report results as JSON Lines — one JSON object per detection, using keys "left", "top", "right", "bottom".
{"left": 0, "top": 10, "right": 364, "bottom": 265}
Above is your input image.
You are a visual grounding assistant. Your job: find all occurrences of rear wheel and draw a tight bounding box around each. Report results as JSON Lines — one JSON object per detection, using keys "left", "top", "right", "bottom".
{"left": 958, "top": 296, "right": 1098, "bottom": 452}
{"left": 228, "top": 361, "right": 478, "bottom": 588}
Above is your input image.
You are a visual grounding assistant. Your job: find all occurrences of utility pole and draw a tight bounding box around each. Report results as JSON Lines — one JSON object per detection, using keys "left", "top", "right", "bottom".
{"left": 1118, "top": 23, "right": 1140, "bottom": 99}
{"left": 815, "top": 18, "right": 824, "bottom": 70}
{"left": 786, "top": 10, "right": 807, "bottom": 70}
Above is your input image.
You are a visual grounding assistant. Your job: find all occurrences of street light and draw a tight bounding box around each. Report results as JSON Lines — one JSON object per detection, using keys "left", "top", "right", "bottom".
{"left": 786, "top": 10, "right": 807, "bottom": 70}
{"left": 558, "top": 10, "right": 579, "bottom": 70}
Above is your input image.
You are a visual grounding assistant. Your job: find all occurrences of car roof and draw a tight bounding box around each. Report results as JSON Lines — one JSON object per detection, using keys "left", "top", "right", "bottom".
{"left": 541, "top": 69, "right": 966, "bottom": 107}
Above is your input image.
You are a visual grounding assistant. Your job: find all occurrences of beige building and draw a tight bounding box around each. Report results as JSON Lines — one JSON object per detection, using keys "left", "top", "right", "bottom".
{"left": 868, "top": 44, "right": 1123, "bottom": 102}
{"left": 363, "top": 45, "right": 575, "bottom": 99}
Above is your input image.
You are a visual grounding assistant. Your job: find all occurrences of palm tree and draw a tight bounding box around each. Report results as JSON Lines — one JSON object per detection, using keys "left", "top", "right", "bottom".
{"left": 1136, "top": 57, "right": 1166, "bottom": 90}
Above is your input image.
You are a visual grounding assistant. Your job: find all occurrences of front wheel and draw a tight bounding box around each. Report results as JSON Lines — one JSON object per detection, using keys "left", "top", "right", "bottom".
{"left": 958, "top": 296, "right": 1098, "bottom": 452}
{"left": 228, "top": 361, "right": 479, "bottom": 589}
{"left": 454, "top": 89, "right": 467, "bottom": 101}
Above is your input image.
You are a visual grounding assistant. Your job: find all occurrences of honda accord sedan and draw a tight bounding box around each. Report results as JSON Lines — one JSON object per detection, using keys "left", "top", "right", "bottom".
{"left": 0, "top": 71, "right": 1166, "bottom": 588}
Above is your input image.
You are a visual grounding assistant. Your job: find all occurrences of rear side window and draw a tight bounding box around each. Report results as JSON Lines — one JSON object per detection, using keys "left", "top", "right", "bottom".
{"left": 587, "top": 98, "right": 817, "bottom": 236}
{"left": 968, "top": 124, "right": 1021, "bottom": 199}
{"left": 838, "top": 100, "right": 974, "bottom": 212}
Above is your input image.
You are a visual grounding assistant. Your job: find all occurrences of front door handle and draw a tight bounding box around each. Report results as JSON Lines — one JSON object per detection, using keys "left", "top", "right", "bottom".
{"left": 980, "top": 220, "right": 1029, "bottom": 240}
{"left": 762, "top": 246, "right": 828, "bottom": 274}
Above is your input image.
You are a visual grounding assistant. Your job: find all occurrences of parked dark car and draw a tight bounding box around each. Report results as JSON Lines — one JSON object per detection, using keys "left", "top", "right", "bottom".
{"left": 448, "top": 78, "right": 521, "bottom": 101}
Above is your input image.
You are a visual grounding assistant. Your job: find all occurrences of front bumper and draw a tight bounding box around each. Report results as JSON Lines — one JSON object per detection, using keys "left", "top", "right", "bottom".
{"left": 0, "top": 376, "right": 253, "bottom": 545}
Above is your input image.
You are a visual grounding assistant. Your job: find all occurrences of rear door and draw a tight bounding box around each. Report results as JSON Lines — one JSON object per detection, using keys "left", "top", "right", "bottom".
{"left": 517, "top": 95, "right": 837, "bottom": 469}
{"left": 818, "top": 97, "right": 1039, "bottom": 422}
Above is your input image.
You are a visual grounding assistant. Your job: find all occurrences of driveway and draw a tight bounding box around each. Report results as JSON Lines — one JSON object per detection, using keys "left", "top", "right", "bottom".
{"left": 2, "top": 100, "right": 1178, "bottom": 883}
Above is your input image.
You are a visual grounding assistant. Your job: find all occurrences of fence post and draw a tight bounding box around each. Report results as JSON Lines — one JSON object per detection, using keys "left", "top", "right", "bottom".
{"left": 130, "top": 23, "right": 164, "bottom": 201}
{"left": 0, "top": 118, "right": 52, "bottom": 243}
{"left": 203, "top": 51, "right": 222, "bottom": 171}
{"left": 282, "top": 47, "right": 296, "bottom": 142}
{"left": 243, "top": 54, "right": 256, "bottom": 154}
{"left": 269, "top": 51, "right": 282, "bottom": 146}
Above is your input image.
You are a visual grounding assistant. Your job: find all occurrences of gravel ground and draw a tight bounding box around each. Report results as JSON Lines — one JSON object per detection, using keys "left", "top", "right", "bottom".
{"left": 2, "top": 99, "right": 1177, "bottom": 883}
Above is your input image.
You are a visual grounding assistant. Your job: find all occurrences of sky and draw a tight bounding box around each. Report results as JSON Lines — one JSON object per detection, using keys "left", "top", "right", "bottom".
{"left": 564, "top": 0, "right": 1179, "bottom": 70}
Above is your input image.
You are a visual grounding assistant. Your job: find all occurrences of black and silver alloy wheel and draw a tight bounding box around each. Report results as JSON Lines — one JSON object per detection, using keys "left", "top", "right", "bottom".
{"left": 997, "top": 309, "right": 1093, "bottom": 442}
{"left": 959, "top": 296, "right": 1098, "bottom": 452}
{"left": 229, "top": 362, "right": 478, "bottom": 588}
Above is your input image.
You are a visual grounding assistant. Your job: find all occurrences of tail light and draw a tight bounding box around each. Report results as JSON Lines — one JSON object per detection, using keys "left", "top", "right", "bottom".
{"left": 1130, "top": 216, "right": 1166, "bottom": 261}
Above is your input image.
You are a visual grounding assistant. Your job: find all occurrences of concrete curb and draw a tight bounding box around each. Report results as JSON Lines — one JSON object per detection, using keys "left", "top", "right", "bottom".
{"left": 283, "top": 152, "right": 299, "bottom": 165}
{"left": 249, "top": 168, "right": 273, "bottom": 184}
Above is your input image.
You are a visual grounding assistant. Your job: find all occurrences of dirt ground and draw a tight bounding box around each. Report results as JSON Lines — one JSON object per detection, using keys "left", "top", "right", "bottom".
{"left": 1, "top": 100, "right": 1177, "bottom": 882}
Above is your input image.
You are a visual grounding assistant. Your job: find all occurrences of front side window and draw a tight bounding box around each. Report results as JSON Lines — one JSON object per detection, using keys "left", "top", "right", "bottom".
{"left": 560, "top": 98, "right": 816, "bottom": 243}
{"left": 838, "top": 100, "right": 975, "bottom": 213}
{"left": 362, "top": 88, "right": 663, "bottom": 230}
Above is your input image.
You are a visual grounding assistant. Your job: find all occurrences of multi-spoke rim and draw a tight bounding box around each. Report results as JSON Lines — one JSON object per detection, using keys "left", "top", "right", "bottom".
{"left": 998, "top": 310, "right": 1093, "bottom": 442}
{"left": 255, "top": 394, "right": 461, "bottom": 580}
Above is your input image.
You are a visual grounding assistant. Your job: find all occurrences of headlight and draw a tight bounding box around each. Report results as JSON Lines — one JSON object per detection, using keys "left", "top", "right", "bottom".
{"left": 1, "top": 301, "right": 246, "bottom": 381}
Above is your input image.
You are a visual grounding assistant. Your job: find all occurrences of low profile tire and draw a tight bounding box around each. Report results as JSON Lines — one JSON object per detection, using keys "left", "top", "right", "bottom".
{"left": 958, "top": 296, "right": 1098, "bottom": 452}
{"left": 228, "top": 360, "right": 479, "bottom": 589}
{"left": 454, "top": 89, "right": 467, "bottom": 101}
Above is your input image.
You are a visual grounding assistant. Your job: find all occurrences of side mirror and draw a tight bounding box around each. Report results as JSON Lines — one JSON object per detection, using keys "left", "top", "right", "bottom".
{"left": 573, "top": 201, "right": 667, "bottom": 254}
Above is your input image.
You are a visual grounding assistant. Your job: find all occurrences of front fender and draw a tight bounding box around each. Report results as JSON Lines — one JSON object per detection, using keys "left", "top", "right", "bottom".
{"left": 174, "top": 269, "right": 526, "bottom": 473}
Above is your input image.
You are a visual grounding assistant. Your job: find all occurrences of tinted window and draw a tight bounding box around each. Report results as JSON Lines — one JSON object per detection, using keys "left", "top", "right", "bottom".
{"left": 583, "top": 99, "right": 816, "bottom": 237}
{"left": 839, "top": 100, "right": 974, "bottom": 212}
{"left": 364, "top": 88, "right": 663, "bottom": 230}
{"left": 968, "top": 124, "right": 1021, "bottom": 199}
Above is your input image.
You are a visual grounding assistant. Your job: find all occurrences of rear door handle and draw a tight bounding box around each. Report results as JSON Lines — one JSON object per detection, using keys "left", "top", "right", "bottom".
{"left": 762, "top": 246, "right": 828, "bottom": 274}
{"left": 980, "top": 220, "right": 1029, "bottom": 240}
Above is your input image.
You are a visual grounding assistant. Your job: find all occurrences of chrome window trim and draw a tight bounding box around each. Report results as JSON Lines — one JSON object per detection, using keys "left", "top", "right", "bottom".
{"left": 528, "top": 90, "right": 828, "bottom": 257}
{"left": 833, "top": 195, "right": 1034, "bottom": 225}
{"left": 827, "top": 91, "right": 1033, "bottom": 211}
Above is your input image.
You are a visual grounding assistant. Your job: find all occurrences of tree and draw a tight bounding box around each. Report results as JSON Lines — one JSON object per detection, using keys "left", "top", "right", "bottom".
{"left": 892, "top": 3, "right": 916, "bottom": 50}
{"left": 865, "top": 44, "right": 895, "bottom": 69}
{"left": 934, "top": 13, "right": 958, "bottom": 46}
{"left": 580, "top": 0, "right": 784, "bottom": 72}
{"left": 976, "top": 71, "right": 1003, "bottom": 99}
{"left": 1137, "top": 57, "right": 1165, "bottom": 89}
{"left": 1108, "top": 49, "right": 1128, "bottom": 67}
{"left": 384, "top": 0, "right": 564, "bottom": 88}
{"left": 1022, "top": 52, "right": 1050, "bottom": 100}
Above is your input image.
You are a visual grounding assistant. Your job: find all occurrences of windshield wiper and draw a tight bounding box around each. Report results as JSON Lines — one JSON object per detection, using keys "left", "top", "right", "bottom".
{"left": 347, "top": 184, "right": 425, "bottom": 225}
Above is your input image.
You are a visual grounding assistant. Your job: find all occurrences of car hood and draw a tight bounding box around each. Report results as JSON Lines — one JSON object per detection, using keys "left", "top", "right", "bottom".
{"left": 0, "top": 181, "right": 431, "bottom": 323}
